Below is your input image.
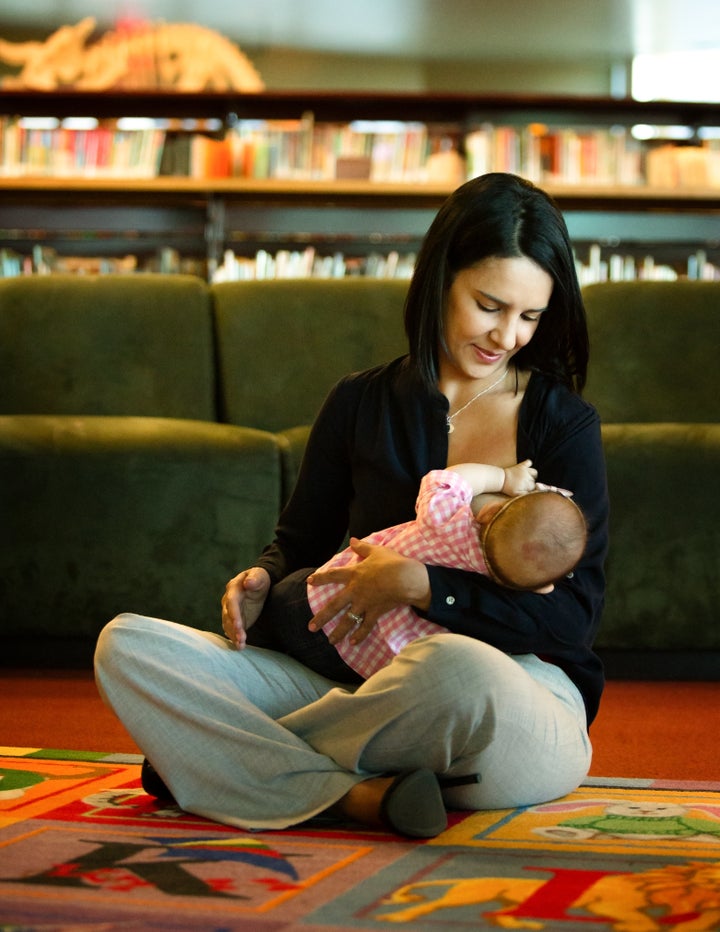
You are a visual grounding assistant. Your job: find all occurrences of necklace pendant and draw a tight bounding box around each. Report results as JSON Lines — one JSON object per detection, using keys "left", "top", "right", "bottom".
{"left": 445, "top": 367, "right": 509, "bottom": 435}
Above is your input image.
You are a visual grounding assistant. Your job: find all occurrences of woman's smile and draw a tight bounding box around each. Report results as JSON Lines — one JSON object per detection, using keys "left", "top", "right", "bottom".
{"left": 472, "top": 345, "right": 505, "bottom": 365}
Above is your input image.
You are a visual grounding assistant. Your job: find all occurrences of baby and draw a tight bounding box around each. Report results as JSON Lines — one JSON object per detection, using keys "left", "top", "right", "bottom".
{"left": 250, "top": 461, "right": 587, "bottom": 681}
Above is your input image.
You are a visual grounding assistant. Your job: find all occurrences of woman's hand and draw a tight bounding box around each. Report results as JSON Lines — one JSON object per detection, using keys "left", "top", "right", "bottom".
{"left": 307, "top": 538, "right": 431, "bottom": 645}
{"left": 221, "top": 566, "right": 271, "bottom": 649}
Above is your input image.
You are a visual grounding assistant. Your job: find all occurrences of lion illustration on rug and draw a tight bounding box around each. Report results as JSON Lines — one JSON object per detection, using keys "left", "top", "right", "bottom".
{"left": 376, "top": 860, "right": 720, "bottom": 930}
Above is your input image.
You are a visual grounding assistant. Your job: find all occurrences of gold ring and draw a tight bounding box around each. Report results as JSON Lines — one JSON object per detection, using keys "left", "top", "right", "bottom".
{"left": 347, "top": 611, "right": 364, "bottom": 625}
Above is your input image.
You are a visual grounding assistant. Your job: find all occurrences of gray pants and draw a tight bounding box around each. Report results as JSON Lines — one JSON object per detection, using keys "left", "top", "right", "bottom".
{"left": 94, "top": 614, "right": 591, "bottom": 830}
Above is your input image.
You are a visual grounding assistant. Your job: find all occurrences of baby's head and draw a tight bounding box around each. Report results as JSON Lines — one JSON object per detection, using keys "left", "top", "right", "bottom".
{"left": 476, "top": 490, "right": 587, "bottom": 591}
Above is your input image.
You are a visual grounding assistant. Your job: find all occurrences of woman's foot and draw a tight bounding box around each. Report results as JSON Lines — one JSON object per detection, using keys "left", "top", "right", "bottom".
{"left": 332, "top": 769, "right": 447, "bottom": 838}
{"left": 140, "top": 759, "right": 175, "bottom": 803}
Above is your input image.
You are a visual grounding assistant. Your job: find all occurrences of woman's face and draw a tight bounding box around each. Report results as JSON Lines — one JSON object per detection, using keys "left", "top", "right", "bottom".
{"left": 440, "top": 255, "right": 553, "bottom": 380}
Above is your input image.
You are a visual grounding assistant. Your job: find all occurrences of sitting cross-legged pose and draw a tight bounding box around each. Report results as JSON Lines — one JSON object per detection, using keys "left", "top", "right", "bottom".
{"left": 252, "top": 461, "right": 588, "bottom": 682}
{"left": 95, "top": 172, "right": 608, "bottom": 839}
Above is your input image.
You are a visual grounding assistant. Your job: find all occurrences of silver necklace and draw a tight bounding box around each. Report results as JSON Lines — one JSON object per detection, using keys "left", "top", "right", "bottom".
{"left": 446, "top": 368, "right": 509, "bottom": 433}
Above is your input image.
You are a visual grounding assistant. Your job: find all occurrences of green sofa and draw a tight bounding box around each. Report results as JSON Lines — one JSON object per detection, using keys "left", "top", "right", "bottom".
{"left": 582, "top": 281, "right": 720, "bottom": 677}
{"left": 1, "top": 274, "right": 718, "bottom": 676}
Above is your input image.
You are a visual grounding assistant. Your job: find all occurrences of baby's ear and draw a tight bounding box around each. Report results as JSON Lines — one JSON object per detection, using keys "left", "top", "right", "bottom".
{"left": 475, "top": 501, "right": 505, "bottom": 526}
{"left": 471, "top": 490, "right": 508, "bottom": 513}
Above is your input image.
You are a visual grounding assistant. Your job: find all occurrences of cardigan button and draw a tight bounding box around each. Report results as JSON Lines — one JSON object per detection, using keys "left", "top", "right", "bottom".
{"left": 445, "top": 595, "right": 456, "bottom": 605}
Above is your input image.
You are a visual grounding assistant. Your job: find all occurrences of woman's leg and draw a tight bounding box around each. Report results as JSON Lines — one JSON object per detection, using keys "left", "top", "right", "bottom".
{"left": 280, "top": 633, "right": 591, "bottom": 810}
{"left": 94, "top": 613, "right": 365, "bottom": 830}
{"left": 96, "top": 620, "right": 588, "bottom": 830}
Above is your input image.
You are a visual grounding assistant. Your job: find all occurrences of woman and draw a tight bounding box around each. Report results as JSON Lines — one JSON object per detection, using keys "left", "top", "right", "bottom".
{"left": 95, "top": 172, "right": 608, "bottom": 839}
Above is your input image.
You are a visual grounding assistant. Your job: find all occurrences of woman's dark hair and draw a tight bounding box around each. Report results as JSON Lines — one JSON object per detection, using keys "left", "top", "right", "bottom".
{"left": 404, "top": 172, "right": 589, "bottom": 393}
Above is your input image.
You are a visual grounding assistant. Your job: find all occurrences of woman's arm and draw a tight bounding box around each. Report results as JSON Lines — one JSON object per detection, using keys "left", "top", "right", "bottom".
{"left": 221, "top": 566, "right": 272, "bottom": 649}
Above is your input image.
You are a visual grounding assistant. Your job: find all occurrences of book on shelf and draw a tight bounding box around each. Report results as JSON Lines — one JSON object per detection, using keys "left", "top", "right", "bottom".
{"left": 464, "top": 123, "right": 644, "bottom": 186}
{"left": 574, "top": 243, "right": 718, "bottom": 284}
{"left": 222, "top": 114, "right": 431, "bottom": 182}
{"left": 646, "top": 142, "right": 720, "bottom": 188}
{"left": 211, "top": 246, "right": 417, "bottom": 281}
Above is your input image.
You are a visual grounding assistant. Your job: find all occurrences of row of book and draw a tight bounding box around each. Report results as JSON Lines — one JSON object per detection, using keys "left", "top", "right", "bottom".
{"left": 2, "top": 114, "right": 719, "bottom": 188}
{"left": 2, "top": 242, "right": 717, "bottom": 281}
{"left": 162, "top": 119, "right": 720, "bottom": 188}
{"left": 212, "top": 247, "right": 417, "bottom": 281}
{"left": 212, "top": 246, "right": 719, "bottom": 283}
{"left": 0, "top": 245, "right": 206, "bottom": 278}
{"left": 574, "top": 246, "right": 718, "bottom": 285}
{"left": 0, "top": 120, "right": 165, "bottom": 178}
{"left": 464, "top": 124, "right": 643, "bottom": 186}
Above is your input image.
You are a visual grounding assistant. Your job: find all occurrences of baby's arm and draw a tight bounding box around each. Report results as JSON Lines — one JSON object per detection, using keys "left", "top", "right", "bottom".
{"left": 448, "top": 460, "right": 537, "bottom": 497}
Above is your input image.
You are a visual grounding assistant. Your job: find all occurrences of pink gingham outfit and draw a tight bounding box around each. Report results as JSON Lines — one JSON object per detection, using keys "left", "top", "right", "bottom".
{"left": 308, "top": 469, "right": 487, "bottom": 678}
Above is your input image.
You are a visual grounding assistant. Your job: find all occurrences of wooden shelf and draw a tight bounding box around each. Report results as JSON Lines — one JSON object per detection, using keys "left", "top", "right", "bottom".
{"left": 1, "top": 176, "right": 719, "bottom": 211}
{"left": 2, "top": 89, "right": 720, "bottom": 127}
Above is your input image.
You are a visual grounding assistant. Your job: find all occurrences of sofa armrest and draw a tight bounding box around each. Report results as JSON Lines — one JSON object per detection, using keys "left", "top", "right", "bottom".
{"left": 0, "top": 415, "right": 282, "bottom": 652}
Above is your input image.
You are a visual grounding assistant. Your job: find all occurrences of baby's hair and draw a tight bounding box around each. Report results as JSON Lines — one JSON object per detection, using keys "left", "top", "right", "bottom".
{"left": 481, "top": 490, "right": 587, "bottom": 590}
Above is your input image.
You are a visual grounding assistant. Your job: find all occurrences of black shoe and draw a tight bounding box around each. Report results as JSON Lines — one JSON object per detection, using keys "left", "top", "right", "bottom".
{"left": 141, "top": 758, "right": 175, "bottom": 802}
{"left": 380, "top": 769, "right": 447, "bottom": 838}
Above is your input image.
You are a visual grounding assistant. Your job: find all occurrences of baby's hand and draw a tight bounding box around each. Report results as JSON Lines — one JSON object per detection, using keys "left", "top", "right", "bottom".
{"left": 502, "top": 459, "right": 538, "bottom": 496}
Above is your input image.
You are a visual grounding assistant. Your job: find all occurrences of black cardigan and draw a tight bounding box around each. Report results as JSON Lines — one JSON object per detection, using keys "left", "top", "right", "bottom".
{"left": 257, "top": 356, "right": 609, "bottom": 724}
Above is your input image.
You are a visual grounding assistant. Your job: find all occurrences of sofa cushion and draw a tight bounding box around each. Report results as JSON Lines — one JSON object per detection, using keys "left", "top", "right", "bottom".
{"left": 596, "top": 422, "right": 720, "bottom": 650}
{"left": 212, "top": 278, "right": 409, "bottom": 432}
{"left": 0, "top": 274, "right": 216, "bottom": 420}
{"left": 583, "top": 281, "right": 720, "bottom": 423}
{"left": 0, "top": 415, "right": 282, "bottom": 644}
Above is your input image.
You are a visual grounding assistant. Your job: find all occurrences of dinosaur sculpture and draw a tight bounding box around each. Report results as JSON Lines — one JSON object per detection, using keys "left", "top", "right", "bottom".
{"left": 0, "top": 17, "right": 264, "bottom": 91}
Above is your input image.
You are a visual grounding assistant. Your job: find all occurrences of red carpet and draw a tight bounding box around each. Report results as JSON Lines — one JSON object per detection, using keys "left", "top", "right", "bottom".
{"left": 1, "top": 670, "right": 718, "bottom": 781}
{"left": 591, "top": 680, "right": 720, "bottom": 781}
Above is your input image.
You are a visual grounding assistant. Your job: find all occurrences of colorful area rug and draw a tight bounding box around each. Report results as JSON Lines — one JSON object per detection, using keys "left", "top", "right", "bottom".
{"left": 1, "top": 747, "right": 719, "bottom": 930}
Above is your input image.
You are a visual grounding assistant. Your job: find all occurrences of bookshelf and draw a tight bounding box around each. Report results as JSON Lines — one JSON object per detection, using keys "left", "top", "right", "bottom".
{"left": 1, "top": 90, "right": 719, "bottom": 279}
